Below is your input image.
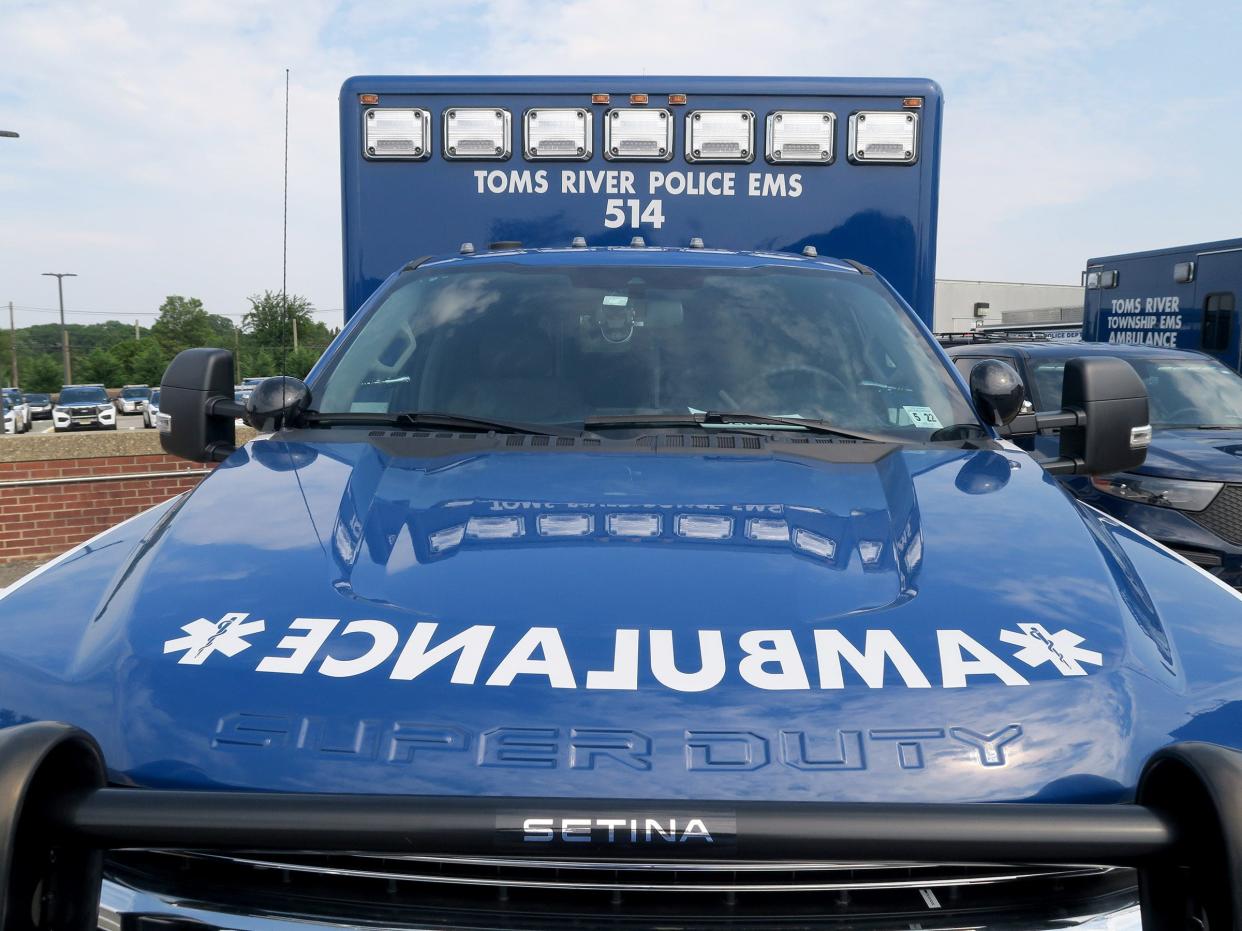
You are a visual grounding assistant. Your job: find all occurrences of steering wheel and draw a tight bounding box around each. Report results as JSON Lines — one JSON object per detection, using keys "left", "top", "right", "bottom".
{"left": 743, "top": 365, "right": 851, "bottom": 414}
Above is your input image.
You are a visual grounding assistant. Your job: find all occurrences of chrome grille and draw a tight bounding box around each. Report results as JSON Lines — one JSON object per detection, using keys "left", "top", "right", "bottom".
{"left": 104, "top": 850, "right": 1139, "bottom": 929}
{"left": 216, "top": 852, "right": 1114, "bottom": 893}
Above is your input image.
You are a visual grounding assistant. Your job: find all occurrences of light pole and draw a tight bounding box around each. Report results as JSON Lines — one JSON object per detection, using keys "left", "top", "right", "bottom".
{"left": 42, "top": 273, "right": 77, "bottom": 384}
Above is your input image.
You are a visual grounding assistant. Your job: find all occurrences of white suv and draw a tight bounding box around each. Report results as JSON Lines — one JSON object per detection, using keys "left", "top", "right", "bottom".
{"left": 115, "top": 384, "right": 152, "bottom": 414}
{"left": 52, "top": 385, "right": 117, "bottom": 432}
{"left": 1, "top": 388, "right": 30, "bottom": 434}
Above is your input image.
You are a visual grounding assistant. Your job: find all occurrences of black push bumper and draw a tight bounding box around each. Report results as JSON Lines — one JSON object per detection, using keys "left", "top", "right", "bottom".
{"left": 0, "top": 722, "right": 1240, "bottom": 930}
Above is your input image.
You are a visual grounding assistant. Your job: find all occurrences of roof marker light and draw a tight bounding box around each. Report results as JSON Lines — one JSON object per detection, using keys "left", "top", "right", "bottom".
{"left": 848, "top": 111, "right": 918, "bottom": 164}
{"left": 465, "top": 515, "right": 524, "bottom": 540}
{"left": 429, "top": 524, "right": 466, "bottom": 553}
{"left": 629, "top": 93, "right": 649, "bottom": 106}
{"left": 766, "top": 111, "right": 835, "bottom": 164}
{"left": 364, "top": 108, "right": 430, "bottom": 160}
{"left": 630, "top": 235, "right": 646, "bottom": 247}
{"left": 359, "top": 93, "right": 380, "bottom": 105}
{"left": 537, "top": 513, "right": 594, "bottom": 537}
{"left": 686, "top": 109, "right": 754, "bottom": 163}
{"left": 668, "top": 93, "right": 688, "bottom": 106}
{"left": 591, "top": 93, "right": 611, "bottom": 105}
{"left": 525, "top": 108, "right": 592, "bottom": 160}
{"left": 607, "top": 513, "right": 662, "bottom": 538}
{"left": 746, "top": 518, "right": 790, "bottom": 542}
{"left": 605, "top": 108, "right": 673, "bottom": 160}
{"left": 902, "top": 97, "right": 923, "bottom": 108}
{"left": 675, "top": 514, "right": 733, "bottom": 540}
{"left": 689, "top": 237, "right": 704, "bottom": 249}
{"left": 858, "top": 540, "right": 884, "bottom": 565}
{"left": 793, "top": 528, "right": 837, "bottom": 559}
{"left": 571, "top": 236, "right": 587, "bottom": 248}
{"left": 443, "top": 108, "right": 511, "bottom": 160}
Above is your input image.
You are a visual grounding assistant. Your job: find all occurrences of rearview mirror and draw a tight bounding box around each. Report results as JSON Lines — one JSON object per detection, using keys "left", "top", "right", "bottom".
{"left": 159, "top": 348, "right": 242, "bottom": 462}
{"left": 968, "top": 360, "right": 1025, "bottom": 427}
{"left": 244, "top": 376, "right": 311, "bottom": 433}
{"left": 1034, "top": 357, "right": 1151, "bottom": 476}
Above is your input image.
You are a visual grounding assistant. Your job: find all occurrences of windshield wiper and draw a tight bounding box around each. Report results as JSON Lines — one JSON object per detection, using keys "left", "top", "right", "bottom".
{"left": 300, "top": 410, "right": 577, "bottom": 437}
{"left": 583, "top": 412, "right": 894, "bottom": 443}
{"left": 1197, "top": 424, "right": 1242, "bottom": 430}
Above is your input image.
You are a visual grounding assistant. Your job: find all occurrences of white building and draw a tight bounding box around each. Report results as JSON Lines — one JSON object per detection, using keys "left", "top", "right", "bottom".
{"left": 933, "top": 279, "right": 1084, "bottom": 334}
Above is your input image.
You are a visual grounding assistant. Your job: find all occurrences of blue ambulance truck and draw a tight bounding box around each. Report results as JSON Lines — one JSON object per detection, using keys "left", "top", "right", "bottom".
{"left": 0, "top": 76, "right": 1240, "bottom": 928}
{"left": 1083, "top": 237, "right": 1242, "bottom": 368}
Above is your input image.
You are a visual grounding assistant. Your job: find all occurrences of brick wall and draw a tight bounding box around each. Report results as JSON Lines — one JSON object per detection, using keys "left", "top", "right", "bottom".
{"left": 0, "top": 454, "right": 214, "bottom": 564}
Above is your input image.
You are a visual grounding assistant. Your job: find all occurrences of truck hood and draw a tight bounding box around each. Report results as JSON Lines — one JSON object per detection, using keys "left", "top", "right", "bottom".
{"left": 1135, "top": 427, "right": 1242, "bottom": 482}
{"left": 1, "top": 433, "right": 1237, "bottom": 804}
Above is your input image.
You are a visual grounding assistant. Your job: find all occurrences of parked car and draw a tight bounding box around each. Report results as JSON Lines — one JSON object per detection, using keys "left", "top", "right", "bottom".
{"left": 1, "top": 396, "right": 19, "bottom": 434}
{"left": 142, "top": 388, "right": 161, "bottom": 428}
{"left": 115, "top": 384, "right": 152, "bottom": 414}
{"left": 52, "top": 384, "right": 117, "bottom": 432}
{"left": 943, "top": 335, "right": 1242, "bottom": 585}
{"left": 22, "top": 392, "right": 53, "bottom": 420}
{"left": 1, "top": 387, "right": 30, "bottom": 433}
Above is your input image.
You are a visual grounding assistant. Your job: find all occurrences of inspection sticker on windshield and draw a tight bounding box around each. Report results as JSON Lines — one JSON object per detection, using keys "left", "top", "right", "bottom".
{"left": 901, "top": 406, "right": 942, "bottom": 429}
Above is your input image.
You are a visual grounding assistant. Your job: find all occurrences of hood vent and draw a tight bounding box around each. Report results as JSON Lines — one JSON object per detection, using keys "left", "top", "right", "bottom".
{"left": 356, "top": 430, "right": 861, "bottom": 451}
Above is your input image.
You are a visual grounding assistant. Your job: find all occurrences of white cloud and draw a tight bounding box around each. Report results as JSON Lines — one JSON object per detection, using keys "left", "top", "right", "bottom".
{"left": 0, "top": 0, "right": 1238, "bottom": 328}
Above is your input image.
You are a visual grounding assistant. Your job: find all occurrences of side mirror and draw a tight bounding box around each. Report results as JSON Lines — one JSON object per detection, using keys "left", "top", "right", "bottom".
{"left": 1038, "top": 357, "right": 1151, "bottom": 476}
{"left": 968, "top": 360, "right": 1025, "bottom": 427}
{"left": 159, "top": 348, "right": 242, "bottom": 462}
{"left": 244, "top": 376, "right": 311, "bottom": 433}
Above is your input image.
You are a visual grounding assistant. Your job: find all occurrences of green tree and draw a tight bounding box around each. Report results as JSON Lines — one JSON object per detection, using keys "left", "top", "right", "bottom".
{"left": 243, "top": 291, "right": 328, "bottom": 350}
{"left": 128, "top": 338, "right": 172, "bottom": 386}
{"left": 23, "top": 354, "right": 66, "bottom": 394}
{"left": 151, "top": 296, "right": 220, "bottom": 356}
{"left": 78, "top": 347, "right": 126, "bottom": 387}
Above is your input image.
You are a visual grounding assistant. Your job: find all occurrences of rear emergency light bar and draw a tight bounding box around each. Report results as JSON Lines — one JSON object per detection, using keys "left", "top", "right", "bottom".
{"left": 359, "top": 104, "right": 919, "bottom": 165}
{"left": 0, "top": 721, "right": 1240, "bottom": 930}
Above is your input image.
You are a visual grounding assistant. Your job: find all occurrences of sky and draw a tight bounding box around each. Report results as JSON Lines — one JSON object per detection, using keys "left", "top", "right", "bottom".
{"left": 1, "top": 0, "right": 1240, "bottom": 331}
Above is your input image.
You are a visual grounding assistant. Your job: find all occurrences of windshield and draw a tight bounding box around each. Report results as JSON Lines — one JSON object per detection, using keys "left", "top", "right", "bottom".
{"left": 314, "top": 264, "right": 979, "bottom": 441}
{"left": 121, "top": 387, "right": 150, "bottom": 399}
{"left": 24, "top": 394, "right": 49, "bottom": 404}
{"left": 1031, "top": 356, "right": 1242, "bottom": 428}
{"left": 59, "top": 387, "right": 108, "bottom": 405}
{"left": 150, "top": 389, "right": 160, "bottom": 405}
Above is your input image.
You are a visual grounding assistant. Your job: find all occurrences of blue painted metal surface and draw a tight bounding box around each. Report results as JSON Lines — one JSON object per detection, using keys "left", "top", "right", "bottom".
{"left": 1083, "top": 237, "right": 1242, "bottom": 371}
{"left": 1, "top": 429, "right": 1240, "bottom": 803}
{"left": 339, "top": 76, "right": 942, "bottom": 324}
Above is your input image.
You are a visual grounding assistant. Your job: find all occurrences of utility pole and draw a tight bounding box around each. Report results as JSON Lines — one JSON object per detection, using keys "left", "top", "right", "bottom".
{"left": 42, "top": 272, "right": 76, "bottom": 385}
{"left": 7, "top": 302, "right": 17, "bottom": 389}
{"left": 292, "top": 315, "right": 298, "bottom": 353}
{"left": 234, "top": 326, "right": 242, "bottom": 382}
{"left": 134, "top": 319, "right": 140, "bottom": 341}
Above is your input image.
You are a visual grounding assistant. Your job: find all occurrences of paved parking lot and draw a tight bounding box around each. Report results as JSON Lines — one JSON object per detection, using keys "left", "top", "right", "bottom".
{"left": 21, "top": 413, "right": 151, "bottom": 435}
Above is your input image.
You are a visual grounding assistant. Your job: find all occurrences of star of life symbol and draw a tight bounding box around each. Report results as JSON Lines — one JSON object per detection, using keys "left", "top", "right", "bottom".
{"left": 999, "top": 622, "right": 1103, "bottom": 677}
{"left": 163, "top": 612, "right": 265, "bottom": 665}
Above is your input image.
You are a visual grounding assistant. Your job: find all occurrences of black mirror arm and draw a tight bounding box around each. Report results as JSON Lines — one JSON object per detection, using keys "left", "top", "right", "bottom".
{"left": 998, "top": 408, "right": 1087, "bottom": 475}
{"left": 201, "top": 395, "right": 245, "bottom": 461}
{"left": 206, "top": 396, "right": 246, "bottom": 420}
